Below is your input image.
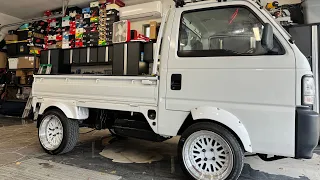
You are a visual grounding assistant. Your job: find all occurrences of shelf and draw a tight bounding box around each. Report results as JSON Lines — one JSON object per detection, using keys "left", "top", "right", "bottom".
{"left": 8, "top": 68, "right": 38, "bottom": 71}
{"left": 8, "top": 54, "right": 40, "bottom": 58}
{"left": 71, "top": 62, "right": 112, "bottom": 66}
{"left": 5, "top": 99, "right": 27, "bottom": 103}
{"left": 7, "top": 84, "right": 32, "bottom": 87}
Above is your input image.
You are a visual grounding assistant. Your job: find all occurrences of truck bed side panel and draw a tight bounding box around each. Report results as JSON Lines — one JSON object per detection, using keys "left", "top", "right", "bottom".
{"left": 32, "top": 75, "right": 158, "bottom": 106}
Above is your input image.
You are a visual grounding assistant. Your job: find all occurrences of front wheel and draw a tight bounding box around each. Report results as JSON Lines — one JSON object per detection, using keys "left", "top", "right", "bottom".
{"left": 178, "top": 122, "right": 244, "bottom": 180}
{"left": 38, "top": 110, "right": 79, "bottom": 155}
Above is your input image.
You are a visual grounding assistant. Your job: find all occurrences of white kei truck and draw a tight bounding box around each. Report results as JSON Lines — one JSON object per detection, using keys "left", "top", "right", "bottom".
{"left": 32, "top": 0, "right": 319, "bottom": 179}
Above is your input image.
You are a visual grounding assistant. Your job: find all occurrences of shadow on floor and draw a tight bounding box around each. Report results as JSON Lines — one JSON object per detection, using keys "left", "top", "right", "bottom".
{"left": 0, "top": 116, "right": 33, "bottom": 127}
{"left": 37, "top": 136, "right": 313, "bottom": 180}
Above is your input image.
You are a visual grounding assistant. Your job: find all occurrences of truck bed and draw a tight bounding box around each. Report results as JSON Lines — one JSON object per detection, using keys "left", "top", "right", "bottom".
{"left": 32, "top": 75, "right": 159, "bottom": 107}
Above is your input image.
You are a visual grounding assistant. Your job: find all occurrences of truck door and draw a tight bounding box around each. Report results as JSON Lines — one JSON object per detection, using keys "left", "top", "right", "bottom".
{"left": 165, "top": 1, "right": 297, "bottom": 155}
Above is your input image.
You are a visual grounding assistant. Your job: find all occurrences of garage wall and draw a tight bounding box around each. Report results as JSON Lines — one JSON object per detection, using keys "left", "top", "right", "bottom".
{"left": 0, "top": 13, "right": 22, "bottom": 41}
{"left": 127, "top": 0, "right": 174, "bottom": 34}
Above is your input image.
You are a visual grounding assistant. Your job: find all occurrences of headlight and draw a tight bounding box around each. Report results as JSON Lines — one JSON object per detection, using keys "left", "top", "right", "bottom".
{"left": 302, "top": 75, "right": 316, "bottom": 106}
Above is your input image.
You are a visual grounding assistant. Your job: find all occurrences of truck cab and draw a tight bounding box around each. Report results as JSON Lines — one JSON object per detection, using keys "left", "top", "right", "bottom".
{"left": 32, "top": 0, "right": 319, "bottom": 180}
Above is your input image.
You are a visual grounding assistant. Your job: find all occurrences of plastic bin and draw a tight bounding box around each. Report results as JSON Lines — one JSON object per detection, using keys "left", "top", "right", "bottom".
{"left": 304, "top": 0, "right": 320, "bottom": 24}
{"left": 8, "top": 58, "right": 18, "bottom": 69}
{"left": 7, "top": 43, "right": 17, "bottom": 56}
{"left": 17, "top": 30, "right": 31, "bottom": 41}
{"left": 17, "top": 42, "right": 30, "bottom": 55}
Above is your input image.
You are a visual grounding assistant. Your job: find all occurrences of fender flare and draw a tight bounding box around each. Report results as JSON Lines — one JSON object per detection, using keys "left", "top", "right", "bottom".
{"left": 39, "top": 102, "right": 89, "bottom": 120}
{"left": 191, "top": 106, "right": 252, "bottom": 152}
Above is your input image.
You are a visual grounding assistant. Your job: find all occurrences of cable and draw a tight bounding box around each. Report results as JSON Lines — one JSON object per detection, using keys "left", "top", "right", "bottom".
{"left": 80, "top": 129, "right": 96, "bottom": 134}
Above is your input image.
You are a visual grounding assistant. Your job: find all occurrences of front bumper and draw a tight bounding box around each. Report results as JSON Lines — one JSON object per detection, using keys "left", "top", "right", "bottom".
{"left": 295, "top": 106, "right": 319, "bottom": 159}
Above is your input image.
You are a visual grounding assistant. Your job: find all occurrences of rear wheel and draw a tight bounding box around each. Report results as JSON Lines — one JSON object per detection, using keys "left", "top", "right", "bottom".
{"left": 38, "top": 110, "right": 79, "bottom": 155}
{"left": 178, "top": 122, "right": 244, "bottom": 180}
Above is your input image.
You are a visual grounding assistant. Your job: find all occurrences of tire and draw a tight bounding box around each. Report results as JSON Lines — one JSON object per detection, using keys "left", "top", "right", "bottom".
{"left": 38, "top": 109, "right": 79, "bottom": 155}
{"left": 178, "top": 122, "right": 244, "bottom": 180}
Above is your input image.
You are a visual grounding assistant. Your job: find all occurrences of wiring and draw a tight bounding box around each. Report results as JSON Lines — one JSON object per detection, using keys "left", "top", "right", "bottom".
{"left": 80, "top": 129, "right": 96, "bottom": 134}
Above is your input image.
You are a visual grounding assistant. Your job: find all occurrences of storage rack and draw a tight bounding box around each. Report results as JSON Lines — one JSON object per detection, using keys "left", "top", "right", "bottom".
{"left": 0, "top": 0, "right": 69, "bottom": 105}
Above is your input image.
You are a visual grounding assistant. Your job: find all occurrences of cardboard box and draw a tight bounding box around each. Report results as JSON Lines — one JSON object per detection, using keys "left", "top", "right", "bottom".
{"left": 0, "top": 52, "right": 7, "bottom": 68}
{"left": 106, "top": 4, "right": 120, "bottom": 11}
{"left": 5, "top": 34, "right": 18, "bottom": 41}
{"left": 27, "top": 71, "right": 33, "bottom": 76}
{"left": 20, "top": 76, "right": 27, "bottom": 85}
{"left": 62, "top": 42, "right": 70, "bottom": 49}
{"left": 56, "top": 41, "right": 62, "bottom": 49}
{"left": 17, "top": 56, "right": 40, "bottom": 69}
{"left": 90, "top": 1, "right": 99, "bottom": 7}
{"left": 82, "top": 7, "right": 90, "bottom": 14}
{"left": 91, "top": 7, "right": 99, "bottom": 17}
{"left": 99, "top": 0, "right": 107, "bottom": 4}
{"left": 150, "top": 21, "right": 157, "bottom": 40}
{"left": 16, "top": 70, "right": 25, "bottom": 77}
{"left": 30, "top": 46, "right": 42, "bottom": 55}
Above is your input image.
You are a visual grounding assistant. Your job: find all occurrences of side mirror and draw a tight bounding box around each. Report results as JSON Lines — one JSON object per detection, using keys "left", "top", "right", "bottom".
{"left": 261, "top": 23, "right": 274, "bottom": 51}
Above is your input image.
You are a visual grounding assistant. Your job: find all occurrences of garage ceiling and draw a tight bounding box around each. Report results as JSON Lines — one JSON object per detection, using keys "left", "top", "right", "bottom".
{"left": 0, "top": 0, "right": 156, "bottom": 20}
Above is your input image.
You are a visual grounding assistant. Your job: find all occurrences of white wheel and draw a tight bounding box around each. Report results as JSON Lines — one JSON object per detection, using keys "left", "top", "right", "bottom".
{"left": 178, "top": 122, "right": 244, "bottom": 180}
{"left": 38, "top": 110, "right": 79, "bottom": 155}
{"left": 183, "top": 131, "right": 233, "bottom": 179}
{"left": 39, "top": 115, "right": 64, "bottom": 151}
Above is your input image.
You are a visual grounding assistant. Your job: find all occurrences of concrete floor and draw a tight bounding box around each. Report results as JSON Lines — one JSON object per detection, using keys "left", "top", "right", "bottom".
{"left": 0, "top": 117, "right": 319, "bottom": 180}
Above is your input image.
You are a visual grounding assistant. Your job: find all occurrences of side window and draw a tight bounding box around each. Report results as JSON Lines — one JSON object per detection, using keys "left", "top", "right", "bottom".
{"left": 178, "top": 6, "right": 285, "bottom": 57}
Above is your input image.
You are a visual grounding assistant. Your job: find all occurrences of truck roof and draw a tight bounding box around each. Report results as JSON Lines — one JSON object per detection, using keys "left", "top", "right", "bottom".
{"left": 175, "top": 0, "right": 262, "bottom": 8}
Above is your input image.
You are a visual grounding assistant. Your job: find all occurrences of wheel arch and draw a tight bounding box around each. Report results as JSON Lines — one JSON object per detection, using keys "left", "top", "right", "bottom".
{"left": 38, "top": 102, "right": 89, "bottom": 121}
{"left": 178, "top": 106, "right": 252, "bottom": 153}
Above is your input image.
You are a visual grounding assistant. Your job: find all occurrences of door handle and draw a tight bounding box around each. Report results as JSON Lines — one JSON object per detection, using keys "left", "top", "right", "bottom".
{"left": 171, "top": 74, "right": 182, "bottom": 90}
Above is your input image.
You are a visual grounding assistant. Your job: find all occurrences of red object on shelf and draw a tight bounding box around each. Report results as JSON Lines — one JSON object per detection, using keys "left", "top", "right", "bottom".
{"left": 69, "top": 21, "right": 76, "bottom": 28}
{"left": 134, "top": 34, "right": 150, "bottom": 42}
{"left": 75, "top": 39, "right": 84, "bottom": 48}
{"left": 70, "top": 29, "right": 76, "bottom": 35}
{"left": 56, "top": 34, "right": 63, "bottom": 41}
{"left": 107, "top": 0, "right": 125, "bottom": 7}
{"left": 44, "top": 10, "right": 52, "bottom": 17}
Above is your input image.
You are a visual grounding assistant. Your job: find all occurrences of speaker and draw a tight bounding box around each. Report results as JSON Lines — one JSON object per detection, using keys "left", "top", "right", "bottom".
{"left": 72, "top": 49, "right": 80, "bottom": 64}
{"left": 112, "top": 43, "right": 124, "bottom": 75}
{"left": 79, "top": 48, "right": 87, "bottom": 63}
{"left": 63, "top": 49, "right": 71, "bottom": 64}
{"left": 50, "top": 49, "right": 71, "bottom": 74}
{"left": 40, "top": 50, "right": 49, "bottom": 64}
{"left": 89, "top": 47, "right": 98, "bottom": 63}
{"left": 108, "top": 45, "right": 113, "bottom": 62}
{"left": 98, "top": 46, "right": 106, "bottom": 62}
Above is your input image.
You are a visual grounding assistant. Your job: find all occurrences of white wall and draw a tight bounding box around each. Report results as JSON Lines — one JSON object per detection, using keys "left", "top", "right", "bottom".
{"left": 0, "top": 13, "right": 22, "bottom": 41}
{"left": 127, "top": 0, "right": 174, "bottom": 34}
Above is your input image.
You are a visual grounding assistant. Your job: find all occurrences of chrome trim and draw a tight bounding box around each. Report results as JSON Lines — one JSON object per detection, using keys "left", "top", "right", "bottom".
{"left": 312, "top": 25, "right": 319, "bottom": 113}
